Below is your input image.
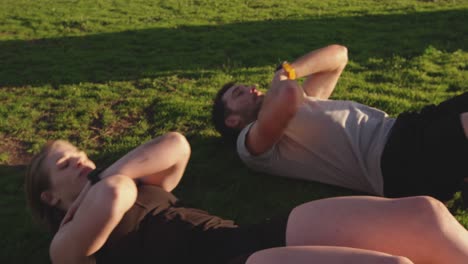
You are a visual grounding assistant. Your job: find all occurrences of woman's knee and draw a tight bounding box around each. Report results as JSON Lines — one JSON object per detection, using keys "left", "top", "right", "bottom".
{"left": 245, "top": 248, "right": 282, "bottom": 264}
{"left": 370, "top": 255, "right": 413, "bottom": 264}
{"left": 385, "top": 256, "right": 414, "bottom": 264}
{"left": 245, "top": 247, "right": 415, "bottom": 264}
{"left": 408, "top": 196, "right": 445, "bottom": 213}
{"left": 403, "top": 196, "right": 448, "bottom": 225}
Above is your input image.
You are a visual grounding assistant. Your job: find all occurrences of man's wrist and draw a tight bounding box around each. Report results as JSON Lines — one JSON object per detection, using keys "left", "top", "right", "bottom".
{"left": 275, "top": 62, "right": 296, "bottom": 80}
{"left": 282, "top": 62, "right": 296, "bottom": 80}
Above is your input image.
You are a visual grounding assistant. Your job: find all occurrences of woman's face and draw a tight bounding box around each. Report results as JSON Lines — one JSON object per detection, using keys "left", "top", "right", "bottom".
{"left": 43, "top": 141, "right": 96, "bottom": 209}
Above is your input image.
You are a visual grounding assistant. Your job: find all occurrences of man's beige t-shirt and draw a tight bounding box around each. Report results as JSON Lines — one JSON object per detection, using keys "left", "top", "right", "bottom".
{"left": 237, "top": 96, "right": 396, "bottom": 195}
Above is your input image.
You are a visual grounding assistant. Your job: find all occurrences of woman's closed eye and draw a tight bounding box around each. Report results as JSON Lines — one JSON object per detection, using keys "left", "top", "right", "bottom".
{"left": 56, "top": 154, "right": 73, "bottom": 170}
{"left": 57, "top": 159, "right": 70, "bottom": 170}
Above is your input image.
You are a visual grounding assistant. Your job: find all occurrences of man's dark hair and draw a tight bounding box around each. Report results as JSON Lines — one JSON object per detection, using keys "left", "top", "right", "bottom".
{"left": 212, "top": 81, "right": 242, "bottom": 145}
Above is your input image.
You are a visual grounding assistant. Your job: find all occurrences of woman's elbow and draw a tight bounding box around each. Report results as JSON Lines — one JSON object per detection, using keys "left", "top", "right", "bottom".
{"left": 146, "top": 132, "right": 191, "bottom": 164}
{"left": 100, "top": 175, "right": 138, "bottom": 215}
{"left": 169, "top": 132, "right": 191, "bottom": 158}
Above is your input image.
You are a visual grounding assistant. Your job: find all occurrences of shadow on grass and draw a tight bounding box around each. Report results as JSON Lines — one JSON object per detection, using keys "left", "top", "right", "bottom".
{"left": 0, "top": 164, "right": 51, "bottom": 263}
{"left": 0, "top": 146, "right": 357, "bottom": 263}
{"left": 0, "top": 164, "right": 26, "bottom": 190}
{"left": 70, "top": 134, "right": 360, "bottom": 223}
{"left": 1, "top": 9, "right": 467, "bottom": 87}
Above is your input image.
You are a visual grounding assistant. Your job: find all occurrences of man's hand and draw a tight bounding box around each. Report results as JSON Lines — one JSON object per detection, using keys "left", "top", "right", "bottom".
{"left": 273, "top": 68, "right": 289, "bottom": 82}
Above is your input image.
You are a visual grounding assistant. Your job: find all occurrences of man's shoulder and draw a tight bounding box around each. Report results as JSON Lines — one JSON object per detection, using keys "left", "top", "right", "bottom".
{"left": 236, "top": 122, "right": 255, "bottom": 156}
{"left": 236, "top": 121, "right": 278, "bottom": 162}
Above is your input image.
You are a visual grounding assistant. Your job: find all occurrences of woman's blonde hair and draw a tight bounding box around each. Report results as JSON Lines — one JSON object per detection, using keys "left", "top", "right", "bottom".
{"left": 24, "top": 140, "right": 66, "bottom": 234}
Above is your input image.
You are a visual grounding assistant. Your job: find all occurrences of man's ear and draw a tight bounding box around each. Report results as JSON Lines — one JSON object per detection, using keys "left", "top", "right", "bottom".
{"left": 225, "top": 114, "right": 243, "bottom": 128}
{"left": 40, "top": 191, "right": 59, "bottom": 206}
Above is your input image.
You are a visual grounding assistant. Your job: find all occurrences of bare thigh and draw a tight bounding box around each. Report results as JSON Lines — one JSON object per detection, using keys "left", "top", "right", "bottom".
{"left": 246, "top": 246, "right": 413, "bottom": 264}
{"left": 286, "top": 196, "right": 468, "bottom": 264}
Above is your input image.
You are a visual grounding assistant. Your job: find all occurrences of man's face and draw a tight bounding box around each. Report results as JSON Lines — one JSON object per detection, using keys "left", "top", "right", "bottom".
{"left": 222, "top": 84, "right": 264, "bottom": 128}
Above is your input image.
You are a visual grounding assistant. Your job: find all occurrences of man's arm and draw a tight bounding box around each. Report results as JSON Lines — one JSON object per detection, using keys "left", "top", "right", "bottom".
{"left": 246, "top": 72, "right": 303, "bottom": 156}
{"left": 50, "top": 175, "right": 137, "bottom": 264}
{"left": 290, "top": 44, "right": 348, "bottom": 99}
{"left": 244, "top": 45, "right": 347, "bottom": 155}
{"left": 99, "top": 132, "right": 191, "bottom": 192}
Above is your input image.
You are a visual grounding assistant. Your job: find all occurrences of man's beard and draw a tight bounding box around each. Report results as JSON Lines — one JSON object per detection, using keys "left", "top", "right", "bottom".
{"left": 254, "top": 96, "right": 264, "bottom": 119}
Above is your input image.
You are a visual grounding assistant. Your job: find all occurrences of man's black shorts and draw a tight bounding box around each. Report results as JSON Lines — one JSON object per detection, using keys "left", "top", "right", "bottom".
{"left": 381, "top": 92, "right": 468, "bottom": 200}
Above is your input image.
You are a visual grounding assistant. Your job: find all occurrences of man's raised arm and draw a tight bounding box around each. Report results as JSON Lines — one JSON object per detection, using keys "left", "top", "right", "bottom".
{"left": 289, "top": 44, "right": 348, "bottom": 99}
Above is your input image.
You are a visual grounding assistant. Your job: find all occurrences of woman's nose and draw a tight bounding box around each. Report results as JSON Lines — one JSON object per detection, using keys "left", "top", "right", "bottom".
{"left": 71, "top": 156, "right": 83, "bottom": 168}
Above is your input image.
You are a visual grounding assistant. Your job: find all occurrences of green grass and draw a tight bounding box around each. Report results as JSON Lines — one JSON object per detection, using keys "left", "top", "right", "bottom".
{"left": 1, "top": 0, "right": 468, "bottom": 262}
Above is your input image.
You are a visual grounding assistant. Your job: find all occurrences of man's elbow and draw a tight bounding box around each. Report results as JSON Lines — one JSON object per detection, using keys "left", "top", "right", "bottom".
{"left": 332, "top": 44, "right": 348, "bottom": 67}
{"left": 326, "top": 44, "right": 348, "bottom": 68}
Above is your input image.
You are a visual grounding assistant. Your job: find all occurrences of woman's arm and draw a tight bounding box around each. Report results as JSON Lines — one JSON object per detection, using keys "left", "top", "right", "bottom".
{"left": 60, "top": 132, "right": 189, "bottom": 230}
{"left": 50, "top": 175, "right": 137, "bottom": 264}
{"left": 99, "top": 132, "right": 191, "bottom": 192}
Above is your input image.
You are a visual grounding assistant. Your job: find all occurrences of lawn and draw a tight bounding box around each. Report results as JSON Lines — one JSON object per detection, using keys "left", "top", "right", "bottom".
{"left": 1, "top": 0, "right": 467, "bottom": 262}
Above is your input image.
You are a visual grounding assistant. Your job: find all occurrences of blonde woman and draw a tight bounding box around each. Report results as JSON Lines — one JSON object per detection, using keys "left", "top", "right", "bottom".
{"left": 25, "top": 132, "right": 468, "bottom": 264}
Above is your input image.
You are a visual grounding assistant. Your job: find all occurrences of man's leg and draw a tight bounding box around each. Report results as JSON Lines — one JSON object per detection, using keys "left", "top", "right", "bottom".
{"left": 429, "top": 92, "right": 468, "bottom": 115}
{"left": 286, "top": 196, "right": 468, "bottom": 264}
{"left": 382, "top": 107, "right": 468, "bottom": 200}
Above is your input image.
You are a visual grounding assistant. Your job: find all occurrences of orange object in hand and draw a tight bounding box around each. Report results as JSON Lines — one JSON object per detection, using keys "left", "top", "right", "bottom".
{"left": 282, "top": 62, "right": 296, "bottom": 80}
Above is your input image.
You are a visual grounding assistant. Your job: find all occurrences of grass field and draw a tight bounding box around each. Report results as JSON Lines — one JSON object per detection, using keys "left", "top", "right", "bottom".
{"left": 1, "top": 0, "right": 468, "bottom": 262}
